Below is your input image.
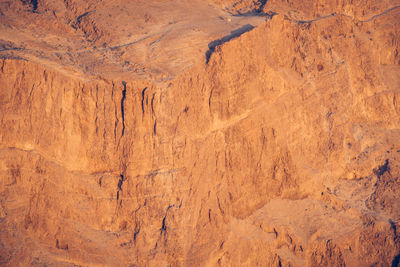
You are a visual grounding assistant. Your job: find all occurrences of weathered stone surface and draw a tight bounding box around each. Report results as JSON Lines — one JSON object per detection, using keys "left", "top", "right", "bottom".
{"left": 0, "top": 0, "right": 399, "bottom": 266}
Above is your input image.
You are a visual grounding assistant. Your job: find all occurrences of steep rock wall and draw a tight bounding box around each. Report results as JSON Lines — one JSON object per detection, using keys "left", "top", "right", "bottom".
{"left": 0, "top": 0, "right": 399, "bottom": 266}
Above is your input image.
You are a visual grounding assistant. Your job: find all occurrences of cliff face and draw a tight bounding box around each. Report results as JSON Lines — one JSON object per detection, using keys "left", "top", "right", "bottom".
{"left": 0, "top": 0, "right": 399, "bottom": 266}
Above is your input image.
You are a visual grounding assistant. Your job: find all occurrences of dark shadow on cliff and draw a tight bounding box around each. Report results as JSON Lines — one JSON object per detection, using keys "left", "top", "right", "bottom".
{"left": 20, "top": 0, "right": 38, "bottom": 12}
{"left": 392, "top": 253, "right": 400, "bottom": 267}
{"left": 229, "top": 0, "right": 268, "bottom": 16}
{"left": 206, "top": 24, "right": 254, "bottom": 63}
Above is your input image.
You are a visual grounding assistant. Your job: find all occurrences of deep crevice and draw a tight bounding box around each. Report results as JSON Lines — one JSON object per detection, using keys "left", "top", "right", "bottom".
{"left": 133, "top": 223, "right": 141, "bottom": 242}
{"left": 118, "top": 174, "right": 124, "bottom": 191}
{"left": 208, "top": 88, "right": 214, "bottom": 111}
{"left": 141, "top": 87, "right": 148, "bottom": 115}
{"left": 151, "top": 93, "right": 156, "bottom": 114}
{"left": 160, "top": 216, "right": 167, "bottom": 233}
{"left": 121, "top": 81, "right": 127, "bottom": 137}
{"left": 116, "top": 174, "right": 125, "bottom": 201}
{"left": 159, "top": 205, "right": 174, "bottom": 236}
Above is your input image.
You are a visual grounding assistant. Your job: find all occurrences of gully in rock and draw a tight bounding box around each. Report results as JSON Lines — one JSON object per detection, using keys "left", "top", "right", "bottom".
{"left": 121, "top": 81, "right": 127, "bottom": 137}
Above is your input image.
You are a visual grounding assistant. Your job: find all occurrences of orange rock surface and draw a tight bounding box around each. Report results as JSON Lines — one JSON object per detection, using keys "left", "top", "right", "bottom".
{"left": 0, "top": 0, "right": 399, "bottom": 266}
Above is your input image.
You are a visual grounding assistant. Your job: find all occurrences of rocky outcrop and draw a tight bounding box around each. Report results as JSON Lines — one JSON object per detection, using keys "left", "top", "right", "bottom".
{"left": 0, "top": 0, "right": 399, "bottom": 266}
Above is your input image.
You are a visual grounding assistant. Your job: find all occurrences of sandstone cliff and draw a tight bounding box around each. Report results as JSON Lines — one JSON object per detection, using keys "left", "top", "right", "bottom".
{"left": 0, "top": 0, "right": 399, "bottom": 266}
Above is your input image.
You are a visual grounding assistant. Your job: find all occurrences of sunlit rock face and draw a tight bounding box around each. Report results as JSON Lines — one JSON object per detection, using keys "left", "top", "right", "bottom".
{"left": 0, "top": 0, "right": 399, "bottom": 266}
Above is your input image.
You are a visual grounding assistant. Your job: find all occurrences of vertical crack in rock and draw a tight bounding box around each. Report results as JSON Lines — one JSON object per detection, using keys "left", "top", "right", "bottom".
{"left": 208, "top": 88, "right": 214, "bottom": 112}
{"left": 161, "top": 216, "right": 167, "bottom": 233}
{"left": 141, "top": 87, "right": 148, "bottom": 116}
{"left": 151, "top": 93, "right": 156, "bottom": 114}
{"left": 118, "top": 174, "right": 124, "bottom": 191}
{"left": 217, "top": 197, "right": 225, "bottom": 215}
{"left": 159, "top": 205, "right": 174, "bottom": 237}
{"left": 116, "top": 174, "right": 125, "bottom": 201}
{"left": 121, "top": 81, "right": 127, "bottom": 137}
{"left": 133, "top": 223, "right": 141, "bottom": 242}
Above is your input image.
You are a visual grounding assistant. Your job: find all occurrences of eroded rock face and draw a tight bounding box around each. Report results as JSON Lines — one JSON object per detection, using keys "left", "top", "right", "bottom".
{"left": 0, "top": 0, "right": 399, "bottom": 266}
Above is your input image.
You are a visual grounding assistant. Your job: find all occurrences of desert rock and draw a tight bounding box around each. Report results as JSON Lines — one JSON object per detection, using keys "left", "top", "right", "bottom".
{"left": 0, "top": 0, "right": 399, "bottom": 266}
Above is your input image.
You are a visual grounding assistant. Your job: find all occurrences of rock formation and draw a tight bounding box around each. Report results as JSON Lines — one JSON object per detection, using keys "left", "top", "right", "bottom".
{"left": 0, "top": 0, "right": 399, "bottom": 266}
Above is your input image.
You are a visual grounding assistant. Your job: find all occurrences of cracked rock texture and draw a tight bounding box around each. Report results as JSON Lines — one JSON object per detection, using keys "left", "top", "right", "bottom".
{"left": 0, "top": 0, "right": 400, "bottom": 266}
